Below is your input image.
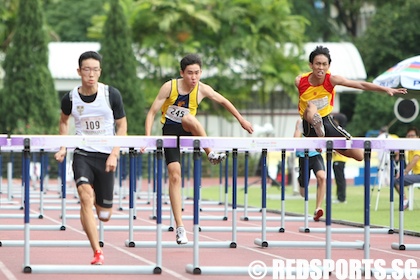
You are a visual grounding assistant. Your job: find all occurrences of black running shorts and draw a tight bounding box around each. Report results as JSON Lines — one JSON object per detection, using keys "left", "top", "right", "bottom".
{"left": 302, "top": 114, "right": 352, "bottom": 139}
{"left": 162, "top": 123, "right": 192, "bottom": 165}
{"left": 298, "top": 154, "right": 325, "bottom": 188}
{"left": 72, "top": 149, "right": 115, "bottom": 208}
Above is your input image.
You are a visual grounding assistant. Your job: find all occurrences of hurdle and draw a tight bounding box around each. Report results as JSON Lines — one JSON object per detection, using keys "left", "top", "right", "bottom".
{"left": 297, "top": 148, "right": 394, "bottom": 235}
{"left": 181, "top": 150, "right": 191, "bottom": 210}
{"left": 144, "top": 150, "right": 174, "bottom": 229}
{"left": 9, "top": 135, "right": 177, "bottom": 274}
{"left": 350, "top": 138, "right": 420, "bottom": 252}
{"left": 198, "top": 148, "right": 291, "bottom": 234}
{"left": 128, "top": 143, "right": 233, "bottom": 249}
{"left": 184, "top": 137, "right": 372, "bottom": 276}
{"left": 243, "top": 150, "right": 313, "bottom": 227}
{"left": 106, "top": 150, "right": 146, "bottom": 213}
{"left": 196, "top": 151, "right": 230, "bottom": 217}
{"left": 142, "top": 149, "right": 222, "bottom": 226}
{"left": 182, "top": 137, "right": 308, "bottom": 274}
{"left": 31, "top": 149, "right": 79, "bottom": 217}
{"left": 351, "top": 138, "right": 420, "bottom": 276}
{"left": 254, "top": 140, "right": 363, "bottom": 252}
{"left": 1, "top": 139, "right": 100, "bottom": 247}
{"left": 200, "top": 151, "right": 265, "bottom": 216}
{"left": 147, "top": 151, "right": 175, "bottom": 230}
{"left": 120, "top": 146, "right": 236, "bottom": 249}
{"left": 0, "top": 149, "right": 74, "bottom": 239}
{"left": 0, "top": 149, "right": 74, "bottom": 225}
{"left": 0, "top": 135, "right": 10, "bottom": 204}
{"left": 0, "top": 147, "right": 76, "bottom": 214}
{"left": 0, "top": 147, "right": 26, "bottom": 209}
{"left": 181, "top": 149, "right": 233, "bottom": 209}
{"left": 63, "top": 150, "right": 172, "bottom": 222}
{"left": 189, "top": 151, "right": 234, "bottom": 219}
{"left": 116, "top": 151, "right": 127, "bottom": 211}
{"left": 100, "top": 149, "right": 173, "bottom": 234}
{"left": 391, "top": 147, "right": 420, "bottom": 251}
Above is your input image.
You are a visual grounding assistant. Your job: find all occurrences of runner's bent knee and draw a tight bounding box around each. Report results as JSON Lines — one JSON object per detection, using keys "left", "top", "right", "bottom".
{"left": 77, "top": 184, "right": 94, "bottom": 205}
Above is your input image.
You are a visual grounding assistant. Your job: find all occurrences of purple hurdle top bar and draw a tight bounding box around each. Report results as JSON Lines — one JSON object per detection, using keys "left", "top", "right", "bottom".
{"left": 0, "top": 135, "right": 8, "bottom": 146}
{"left": 9, "top": 135, "right": 177, "bottom": 149}
{"left": 351, "top": 137, "right": 420, "bottom": 150}
{"left": 179, "top": 136, "right": 348, "bottom": 151}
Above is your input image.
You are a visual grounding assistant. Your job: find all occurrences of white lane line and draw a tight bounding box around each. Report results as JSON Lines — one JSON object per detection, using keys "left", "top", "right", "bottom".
{"left": 0, "top": 261, "right": 17, "bottom": 280}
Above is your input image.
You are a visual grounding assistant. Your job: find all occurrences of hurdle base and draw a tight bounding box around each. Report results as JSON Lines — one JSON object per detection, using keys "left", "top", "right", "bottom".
{"left": 24, "top": 264, "right": 159, "bottom": 274}
{"left": 125, "top": 240, "right": 233, "bottom": 248}
{"left": 0, "top": 225, "right": 65, "bottom": 231}
{"left": 391, "top": 242, "right": 420, "bottom": 251}
{"left": 185, "top": 264, "right": 201, "bottom": 275}
{"left": 244, "top": 216, "right": 310, "bottom": 222}
{"left": 199, "top": 226, "right": 282, "bottom": 233}
{"left": 100, "top": 225, "right": 172, "bottom": 232}
{"left": 298, "top": 227, "right": 392, "bottom": 234}
{"left": 254, "top": 239, "right": 364, "bottom": 249}
{"left": 160, "top": 215, "right": 227, "bottom": 221}
{"left": 186, "top": 265, "right": 323, "bottom": 276}
{"left": 1, "top": 240, "right": 91, "bottom": 247}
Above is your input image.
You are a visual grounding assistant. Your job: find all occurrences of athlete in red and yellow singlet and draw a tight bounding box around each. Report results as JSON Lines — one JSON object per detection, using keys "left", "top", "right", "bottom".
{"left": 295, "top": 45, "right": 407, "bottom": 161}
{"left": 297, "top": 71, "right": 335, "bottom": 118}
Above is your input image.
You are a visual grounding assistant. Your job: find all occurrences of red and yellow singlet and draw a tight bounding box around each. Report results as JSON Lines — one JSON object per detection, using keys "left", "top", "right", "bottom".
{"left": 297, "top": 72, "right": 336, "bottom": 117}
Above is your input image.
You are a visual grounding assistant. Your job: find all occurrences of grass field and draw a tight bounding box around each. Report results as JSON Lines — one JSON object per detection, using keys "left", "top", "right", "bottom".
{"left": 189, "top": 182, "right": 420, "bottom": 234}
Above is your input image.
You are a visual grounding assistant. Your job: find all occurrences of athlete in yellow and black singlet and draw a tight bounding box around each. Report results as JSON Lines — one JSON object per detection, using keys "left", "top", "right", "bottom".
{"left": 161, "top": 79, "right": 199, "bottom": 164}
{"left": 161, "top": 79, "right": 199, "bottom": 125}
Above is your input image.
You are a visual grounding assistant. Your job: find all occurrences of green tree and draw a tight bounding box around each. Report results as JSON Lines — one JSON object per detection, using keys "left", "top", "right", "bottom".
{"left": 291, "top": 0, "right": 336, "bottom": 41}
{"left": 0, "top": 0, "right": 19, "bottom": 51}
{"left": 99, "top": 0, "right": 144, "bottom": 135}
{"left": 44, "top": 0, "right": 106, "bottom": 42}
{"left": 0, "top": 0, "right": 58, "bottom": 134}
{"left": 350, "top": 0, "right": 420, "bottom": 136}
{"left": 291, "top": 0, "right": 380, "bottom": 41}
{"left": 356, "top": 0, "right": 420, "bottom": 78}
{"left": 90, "top": 0, "right": 307, "bottom": 114}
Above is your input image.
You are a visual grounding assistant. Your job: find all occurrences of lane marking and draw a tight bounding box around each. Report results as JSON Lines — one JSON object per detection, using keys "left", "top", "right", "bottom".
{"left": 0, "top": 261, "right": 17, "bottom": 280}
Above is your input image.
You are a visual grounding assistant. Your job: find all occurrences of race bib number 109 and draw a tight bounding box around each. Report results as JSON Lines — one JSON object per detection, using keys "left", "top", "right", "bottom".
{"left": 81, "top": 116, "right": 105, "bottom": 135}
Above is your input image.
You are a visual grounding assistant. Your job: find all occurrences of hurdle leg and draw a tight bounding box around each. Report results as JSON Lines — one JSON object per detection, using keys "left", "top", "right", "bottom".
{"left": 391, "top": 151, "right": 420, "bottom": 250}
{"left": 223, "top": 152, "right": 229, "bottom": 220}
{"left": 254, "top": 149, "right": 268, "bottom": 247}
{"left": 117, "top": 154, "right": 124, "bottom": 210}
{"left": 22, "top": 138, "right": 32, "bottom": 271}
{"left": 186, "top": 140, "right": 202, "bottom": 274}
{"left": 325, "top": 141, "right": 333, "bottom": 260}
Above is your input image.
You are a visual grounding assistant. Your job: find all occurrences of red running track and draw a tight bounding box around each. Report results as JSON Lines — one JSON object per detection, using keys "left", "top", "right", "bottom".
{"left": 0, "top": 178, "right": 419, "bottom": 280}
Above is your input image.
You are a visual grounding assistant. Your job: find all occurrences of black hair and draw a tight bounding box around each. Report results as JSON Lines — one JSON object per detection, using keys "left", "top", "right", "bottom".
{"left": 78, "top": 51, "right": 102, "bottom": 68}
{"left": 309, "top": 46, "right": 331, "bottom": 64}
{"left": 180, "top": 54, "right": 202, "bottom": 71}
{"left": 406, "top": 126, "right": 419, "bottom": 136}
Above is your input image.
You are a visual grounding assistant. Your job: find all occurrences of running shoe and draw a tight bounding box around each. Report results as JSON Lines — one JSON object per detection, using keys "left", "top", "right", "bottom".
{"left": 91, "top": 250, "right": 104, "bottom": 265}
{"left": 208, "top": 151, "right": 226, "bottom": 165}
{"left": 176, "top": 226, "right": 188, "bottom": 245}
{"left": 313, "top": 208, "right": 324, "bottom": 222}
